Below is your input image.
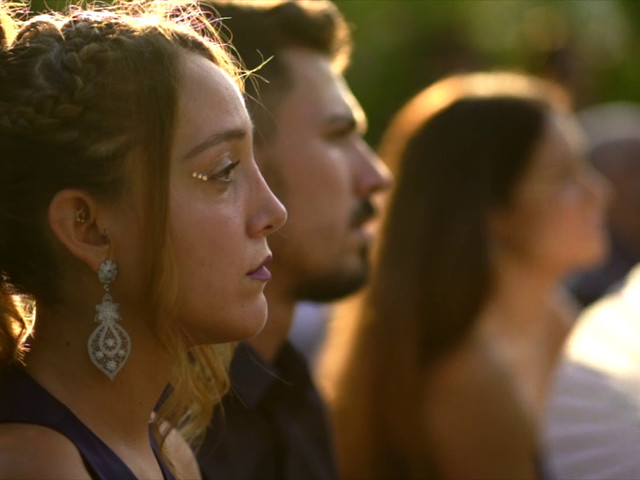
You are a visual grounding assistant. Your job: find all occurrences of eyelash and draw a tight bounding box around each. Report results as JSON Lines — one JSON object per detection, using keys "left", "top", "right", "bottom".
{"left": 191, "top": 160, "right": 241, "bottom": 184}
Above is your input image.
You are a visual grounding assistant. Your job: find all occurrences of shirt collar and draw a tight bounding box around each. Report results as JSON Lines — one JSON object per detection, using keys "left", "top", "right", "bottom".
{"left": 229, "top": 341, "right": 312, "bottom": 408}
{"left": 229, "top": 342, "right": 281, "bottom": 408}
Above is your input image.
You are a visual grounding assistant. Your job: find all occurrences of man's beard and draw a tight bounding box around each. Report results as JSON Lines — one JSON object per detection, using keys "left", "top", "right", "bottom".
{"left": 294, "top": 199, "right": 377, "bottom": 302}
{"left": 293, "top": 244, "right": 370, "bottom": 302}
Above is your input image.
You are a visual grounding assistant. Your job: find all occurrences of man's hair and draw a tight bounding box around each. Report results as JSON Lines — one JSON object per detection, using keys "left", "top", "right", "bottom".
{"left": 201, "top": 0, "right": 352, "bottom": 144}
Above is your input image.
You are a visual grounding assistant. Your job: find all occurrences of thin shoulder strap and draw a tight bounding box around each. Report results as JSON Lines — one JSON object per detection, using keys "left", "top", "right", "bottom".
{"left": 0, "top": 365, "right": 145, "bottom": 479}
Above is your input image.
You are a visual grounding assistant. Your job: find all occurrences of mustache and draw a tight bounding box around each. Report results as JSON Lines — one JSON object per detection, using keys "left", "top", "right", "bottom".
{"left": 350, "top": 200, "right": 377, "bottom": 228}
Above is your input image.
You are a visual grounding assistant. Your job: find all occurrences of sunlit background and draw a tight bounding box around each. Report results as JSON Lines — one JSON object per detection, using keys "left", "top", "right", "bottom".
{"left": 333, "top": 0, "right": 640, "bottom": 147}
{"left": 27, "top": 1, "right": 640, "bottom": 147}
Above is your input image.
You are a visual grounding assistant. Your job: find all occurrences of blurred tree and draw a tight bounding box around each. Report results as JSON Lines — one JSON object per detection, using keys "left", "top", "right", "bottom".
{"left": 336, "top": 0, "right": 640, "bottom": 148}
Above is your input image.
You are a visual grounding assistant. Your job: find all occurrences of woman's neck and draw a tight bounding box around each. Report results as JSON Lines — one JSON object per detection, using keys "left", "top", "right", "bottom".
{"left": 481, "top": 254, "right": 565, "bottom": 336}
{"left": 24, "top": 305, "right": 172, "bottom": 448}
{"left": 476, "top": 256, "right": 576, "bottom": 423}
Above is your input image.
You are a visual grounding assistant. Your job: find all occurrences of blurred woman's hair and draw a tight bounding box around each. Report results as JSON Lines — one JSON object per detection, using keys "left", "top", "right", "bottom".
{"left": 323, "top": 71, "right": 571, "bottom": 479}
{"left": 0, "top": 0, "right": 240, "bottom": 461}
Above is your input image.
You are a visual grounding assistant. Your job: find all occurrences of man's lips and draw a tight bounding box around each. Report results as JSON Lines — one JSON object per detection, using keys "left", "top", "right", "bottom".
{"left": 247, "top": 254, "right": 273, "bottom": 281}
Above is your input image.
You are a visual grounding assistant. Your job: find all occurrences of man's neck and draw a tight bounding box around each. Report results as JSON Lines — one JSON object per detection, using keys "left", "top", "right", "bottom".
{"left": 247, "top": 282, "right": 297, "bottom": 362}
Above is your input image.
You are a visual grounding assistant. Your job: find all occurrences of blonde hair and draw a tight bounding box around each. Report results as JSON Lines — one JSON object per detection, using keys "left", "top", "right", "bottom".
{"left": 0, "top": 0, "right": 241, "bottom": 464}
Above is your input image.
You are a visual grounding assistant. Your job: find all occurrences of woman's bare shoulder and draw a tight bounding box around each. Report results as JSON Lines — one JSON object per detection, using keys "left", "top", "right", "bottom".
{"left": 426, "top": 339, "right": 523, "bottom": 435}
{"left": 0, "top": 423, "right": 90, "bottom": 479}
{"left": 425, "top": 342, "right": 536, "bottom": 479}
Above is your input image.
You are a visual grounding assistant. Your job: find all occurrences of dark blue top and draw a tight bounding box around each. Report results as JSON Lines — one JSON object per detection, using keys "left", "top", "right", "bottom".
{"left": 197, "top": 341, "right": 338, "bottom": 480}
{"left": 0, "top": 364, "right": 175, "bottom": 480}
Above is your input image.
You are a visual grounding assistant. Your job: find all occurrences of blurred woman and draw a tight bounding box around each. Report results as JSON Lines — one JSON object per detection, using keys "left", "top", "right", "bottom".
{"left": 319, "top": 72, "right": 609, "bottom": 479}
{"left": 0, "top": 2, "right": 286, "bottom": 478}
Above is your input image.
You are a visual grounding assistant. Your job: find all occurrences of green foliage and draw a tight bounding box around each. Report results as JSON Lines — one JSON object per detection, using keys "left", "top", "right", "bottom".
{"left": 336, "top": 0, "right": 640, "bottom": 147}
{"left": 23, "top": 0, "right": 640, "bottom": 147}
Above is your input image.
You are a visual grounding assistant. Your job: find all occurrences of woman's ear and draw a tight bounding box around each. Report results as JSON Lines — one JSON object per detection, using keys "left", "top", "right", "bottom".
{"left": 48, "top": 189, "right": 111, "bottom": 272}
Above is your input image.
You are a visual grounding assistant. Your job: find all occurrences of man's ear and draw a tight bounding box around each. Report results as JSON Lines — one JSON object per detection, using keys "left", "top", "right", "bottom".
{"left": 48, "top": 189, "right": 111, "bottom": 272}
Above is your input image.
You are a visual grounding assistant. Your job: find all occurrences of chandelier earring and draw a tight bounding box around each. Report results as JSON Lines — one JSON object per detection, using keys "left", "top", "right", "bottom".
{"left": 87, "top": 233, "right": 131, "bottom": 380}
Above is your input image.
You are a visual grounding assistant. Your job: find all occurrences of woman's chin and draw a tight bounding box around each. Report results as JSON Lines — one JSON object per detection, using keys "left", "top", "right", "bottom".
{"left": 182, "top": 301, "right": 269, "bottom": 346}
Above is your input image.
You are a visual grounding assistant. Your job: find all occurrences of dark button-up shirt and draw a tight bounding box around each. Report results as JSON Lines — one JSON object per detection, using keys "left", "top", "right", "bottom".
{"left": 198, "top": 341, "right": 338, "bottom": 480}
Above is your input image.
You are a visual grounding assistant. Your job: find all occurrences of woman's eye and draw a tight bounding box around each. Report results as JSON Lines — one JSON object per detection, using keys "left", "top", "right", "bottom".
{"left": 213, "top": 160, "right": 240, "bottom": 183}
{"left": 192, "top": 159, "right": 241, "bottom": 184}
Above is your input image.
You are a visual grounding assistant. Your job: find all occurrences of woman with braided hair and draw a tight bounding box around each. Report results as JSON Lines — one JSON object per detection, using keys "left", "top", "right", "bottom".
{"left": 0, "top": 2, "right": 286, "bottom": 479}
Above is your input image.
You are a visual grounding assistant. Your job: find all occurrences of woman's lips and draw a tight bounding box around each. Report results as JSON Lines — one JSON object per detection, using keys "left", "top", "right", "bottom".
{"left": 247, "top": 254, "right": 273, "bottom": 281}
{"left": 247, "top": 265, "right": 272, "bottom": 281}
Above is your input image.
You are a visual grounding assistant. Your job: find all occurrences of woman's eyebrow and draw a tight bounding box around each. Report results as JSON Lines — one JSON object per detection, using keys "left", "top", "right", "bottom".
{"left": 182, "top": 128, "right": 247, "bottom": 161}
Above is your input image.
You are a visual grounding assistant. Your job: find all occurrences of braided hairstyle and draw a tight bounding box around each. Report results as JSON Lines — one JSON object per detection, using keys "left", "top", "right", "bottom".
{"left": 0, "top": 0, "right": 240, "bottom": 454}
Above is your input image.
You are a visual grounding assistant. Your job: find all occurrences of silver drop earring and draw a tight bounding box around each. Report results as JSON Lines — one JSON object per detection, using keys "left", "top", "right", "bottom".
{"left": 87, "top": 256, "right": 131, "bottom": 380}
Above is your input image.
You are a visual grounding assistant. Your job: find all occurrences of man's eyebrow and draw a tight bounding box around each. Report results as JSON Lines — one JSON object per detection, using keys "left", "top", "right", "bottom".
{"left": 182, "top": 128, "right": 247, "bottom": 160}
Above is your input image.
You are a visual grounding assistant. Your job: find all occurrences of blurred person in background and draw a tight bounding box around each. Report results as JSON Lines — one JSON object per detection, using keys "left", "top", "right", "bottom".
{"left": 545, "top": 264, "right": 640, "bottom": 479}
{"left": 196, "top": 1, "right": 392, "bottom": 479}
{"left": 565, "top": 102, "right": 640, "bottom": 307}
{"left": 544, "top": 102, "right": 640, "bottom": 480}
{"left": 319, "top": 71, "right": 610, "bottom": 480}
